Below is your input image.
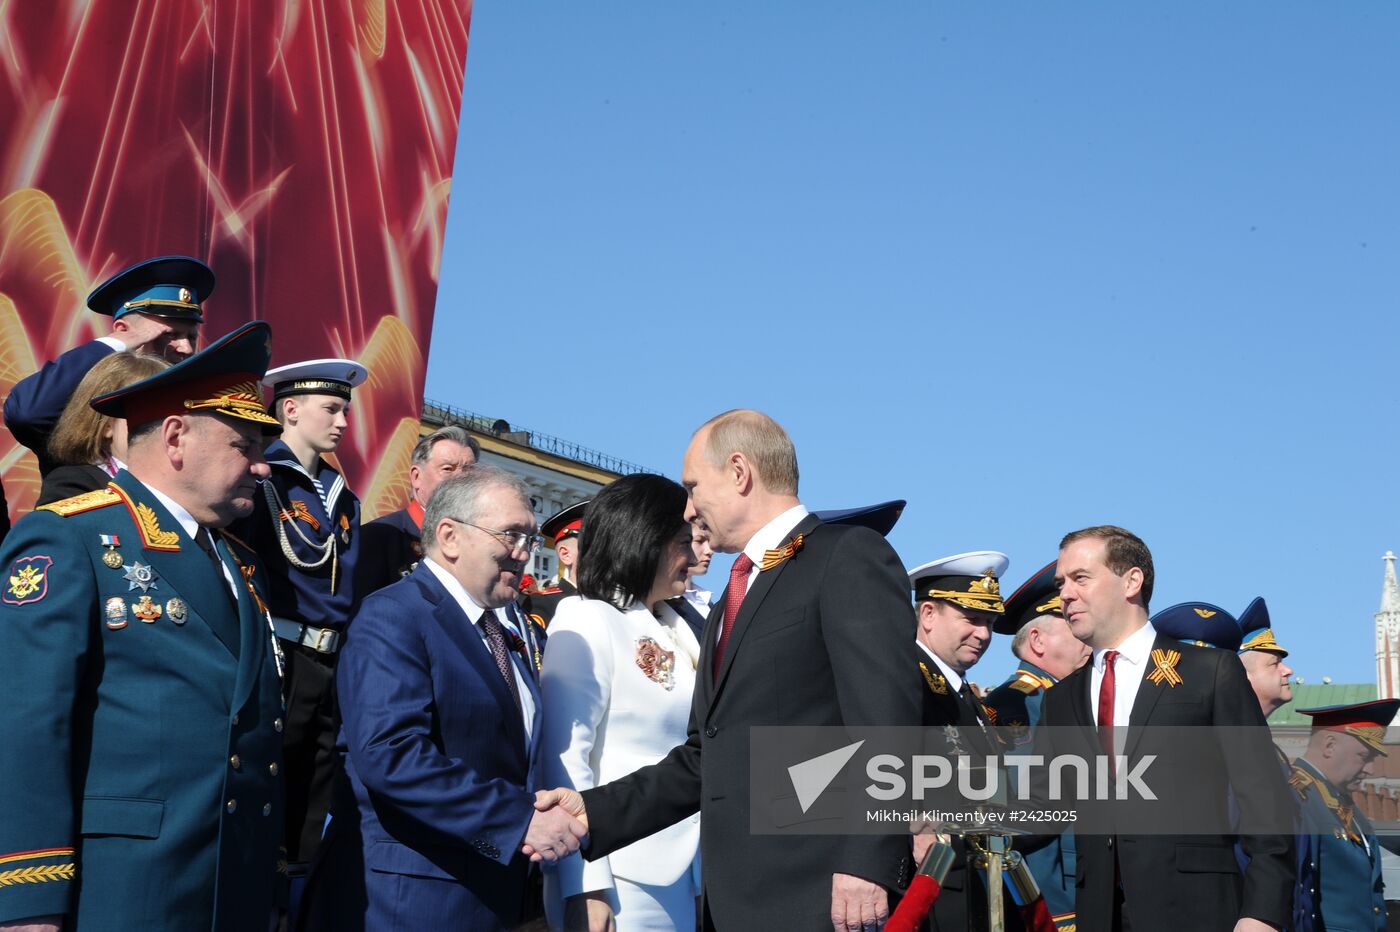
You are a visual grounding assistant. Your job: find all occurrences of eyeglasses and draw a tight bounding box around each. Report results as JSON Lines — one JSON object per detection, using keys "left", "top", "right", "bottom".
{"left": 451, "top": 519, "right": 545, "bottom": 555}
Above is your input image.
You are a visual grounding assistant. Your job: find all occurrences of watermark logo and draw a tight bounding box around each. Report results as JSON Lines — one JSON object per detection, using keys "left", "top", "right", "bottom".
{"left": 789, "top": 740, "right": 864, "bottom": 813}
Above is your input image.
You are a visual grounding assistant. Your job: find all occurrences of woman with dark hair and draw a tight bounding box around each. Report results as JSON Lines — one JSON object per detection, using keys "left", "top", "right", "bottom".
{"left": 38, "top": 351, "right": 169, "bottom": 505}
{"left": 539, "top": 473, "right": 701, "bottom": 931}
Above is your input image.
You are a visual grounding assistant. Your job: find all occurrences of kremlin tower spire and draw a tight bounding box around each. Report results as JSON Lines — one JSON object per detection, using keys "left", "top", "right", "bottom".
{"left": 1376, "top": 551, "right": 1400, "bottom": 698}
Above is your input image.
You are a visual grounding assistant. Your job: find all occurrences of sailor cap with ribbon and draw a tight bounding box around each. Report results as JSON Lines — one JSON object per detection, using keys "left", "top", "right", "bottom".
{"left": 263, "top": 358, "right": 368, "bottom": 402}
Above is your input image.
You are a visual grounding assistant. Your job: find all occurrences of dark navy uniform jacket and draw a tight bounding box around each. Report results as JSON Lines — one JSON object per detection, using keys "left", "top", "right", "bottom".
{"left": 983, "top": 661, "right": 1078, "bottom": 931}
{"left": 3, "top": 340, "right": 115, "bottom": 466}
{"left": 0, "top": 473, "right": 283, "bottom": 929}
{"left": 355, "top": 504, "right": 422, "bottom": 600}
{"left": 237, "top": 439, "right": 361, "bottom": 628}
{"left": 1292, "top": 758, "right": 1385, "bottom": 931}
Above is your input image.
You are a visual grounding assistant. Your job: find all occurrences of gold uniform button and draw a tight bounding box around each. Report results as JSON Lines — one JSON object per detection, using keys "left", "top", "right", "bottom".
{"left": 269, "top": 762, "right": 279, "bottom": 776}
{"left": 232, "top": 713, "right": 240, "bottom": 725}
{"left": 274, "top": 718, "right": 283, "bottom": 733}
{"left": 230, "top": 754, "right": 241, "bottom": 769}
{"left": 226, "top": 799, "right": 238, "bottom": 814}
{"left": 262, "top": 803, "right": 272, "bottom": 816}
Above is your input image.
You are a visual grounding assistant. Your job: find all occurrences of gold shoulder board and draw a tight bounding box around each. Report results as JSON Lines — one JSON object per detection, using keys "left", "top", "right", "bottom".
{"left": 1010, "top": 674, "right": 1042, "bottom": 695}
{"left": 37, "top": 487, "right": 121, "bottom": 517}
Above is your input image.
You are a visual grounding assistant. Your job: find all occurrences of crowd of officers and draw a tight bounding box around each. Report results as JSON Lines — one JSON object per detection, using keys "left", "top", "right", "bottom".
{"left": 0, "top": 254, "right": 1389, "bottom": 931}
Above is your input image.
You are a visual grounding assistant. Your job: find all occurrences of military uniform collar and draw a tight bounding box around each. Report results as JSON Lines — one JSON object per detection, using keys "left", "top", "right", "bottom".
{"left": 142, "top": 479, "right": 202, "bottom": 543}
{"left": 262, "top": 438, "right": 346, "bottom": 512}
{"left": 918, "top": 640, "right": 965, "bottom": 694}
{"left": 1017, "top": 660, "right": 1058, "bottom": 687}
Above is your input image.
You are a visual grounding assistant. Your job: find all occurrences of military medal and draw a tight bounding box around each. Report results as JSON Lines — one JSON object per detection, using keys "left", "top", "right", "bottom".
{"left": 166, "top": 598, "right": 188, "bottom": 624}
{"left": 105, "top": 596, "right": 128, "bottom": 629}
{"left": 123, "top": 560, "right": 158, "bottom": 592}
{"left": 133, "top": 595, "right": 162, "bottom": 622}
{"left": 943, "top": 724, "right": 966, "bottom": 757}
{"left": 99, "top": 534, "right": 123, "bottom": 569}
{"left": 339, "top": 514, "right": 351, "bottom": 544}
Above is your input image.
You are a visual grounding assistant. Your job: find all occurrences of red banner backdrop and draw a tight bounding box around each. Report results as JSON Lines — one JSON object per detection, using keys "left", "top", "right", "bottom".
{"left": 0, "top": 0, "right": 471, "bottom": 520}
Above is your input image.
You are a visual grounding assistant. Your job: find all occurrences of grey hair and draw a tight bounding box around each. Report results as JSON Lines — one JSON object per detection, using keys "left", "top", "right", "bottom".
{"left": 412, "top": 425, "right": 481, "bottom": 466}
{"left": 698, "top": 409, "right": 799, "bottom": 496}
{"left": 422, "top": 464, "right": 531, "bottom": 549}
{"left": 1010, "top": 622, "right": 1034, "bottom": 661}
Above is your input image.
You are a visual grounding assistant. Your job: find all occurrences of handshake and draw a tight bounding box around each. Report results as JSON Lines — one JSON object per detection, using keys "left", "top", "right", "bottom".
{"left": 522, "top": 787, "right": 590, "bottom": 862}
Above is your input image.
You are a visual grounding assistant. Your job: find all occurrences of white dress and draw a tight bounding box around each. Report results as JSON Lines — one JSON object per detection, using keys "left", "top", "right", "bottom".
{"left": 539, "top": 596, "right": 702, "bottom": 930}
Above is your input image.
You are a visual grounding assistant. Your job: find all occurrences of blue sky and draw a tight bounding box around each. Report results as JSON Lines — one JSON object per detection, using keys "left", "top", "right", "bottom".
{"left": 427, "top": 2, "right": 1399, "bottom": 689}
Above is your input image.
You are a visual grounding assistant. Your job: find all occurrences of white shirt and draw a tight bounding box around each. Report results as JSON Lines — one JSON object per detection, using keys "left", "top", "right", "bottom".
{"left": 739, "top": 504, "right": 809, "bottom": 592}
{"left": 422, "top": 557, "right": 536, "bottom": 746}
{"left": 716, "top": 504, "right": 808, "bottom": 643}
{"left": 1090, "top": 621, "right": 1157, "bottom": 753}
{"left": 143, "top": 480, "right": 239, "bottom": 598}
{"left": 917, "top": 640, "right": 966, "bottom": 695}
{"left": 682, "top": 584, "right": 712, "bottom": 615}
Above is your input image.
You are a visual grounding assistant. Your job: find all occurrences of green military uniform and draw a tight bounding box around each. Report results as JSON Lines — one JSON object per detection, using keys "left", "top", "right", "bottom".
{"left": 0, "top": 321, "right": 286, "bottom": 930}
{"left": 0, "top": 476, "right": 284, "bottom": 929}
{"left": 1291, "top": 700, "right": 1395, "bottom": 932}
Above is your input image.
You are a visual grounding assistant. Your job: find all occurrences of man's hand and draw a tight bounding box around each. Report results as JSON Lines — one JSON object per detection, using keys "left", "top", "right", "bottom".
{"left": 111, "top": 313, "right": 199, "bottom": 360}
{"left": 0, "top": 917, "right": 62, "bottom": 932}
{"left": 534, "top": 786, "right": 588, "bottom": 828}
{"left": 521, "top": 803, "right": 587, "bottom": 863}
{"left": 111, "top": 313, "right": 174, "bottom": 353}
{"left": 831, "top": 872, "right": 888, "bottom": 931}
{"left": 1233, "top": 920, "right": 1279, "bottom": 932}
{"left": 523, "top": 787, "right": 589, "bottom": 860}
{"left": 563, "top": 892, "right": 615, "bottom": 932}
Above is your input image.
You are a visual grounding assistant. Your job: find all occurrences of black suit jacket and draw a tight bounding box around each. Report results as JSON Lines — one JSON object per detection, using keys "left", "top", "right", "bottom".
{"left": 1031, "top": 634, "right": 1294, "bottom": 931}
{"left": 37, "top": 464, "right": 111, "bottom": 507}
{"left": 581, "top": 513, "right": 922, "bottom": 930}
{"left": 355, "top": 506, "right": 422, "bottom": 600}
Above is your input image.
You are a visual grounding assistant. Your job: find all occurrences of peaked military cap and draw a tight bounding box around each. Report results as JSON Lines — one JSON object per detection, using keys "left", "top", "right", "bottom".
{"left": 1150, "top": 601, "right": 1242, "bottom": 651}
{"left": 87, "top": 255, "right": 215, "bottom": 322}
{"left": 997, "top": 560, "right": 1062, "bottom": 635}
{"left": 264, "top": 358, "right": 369, "bottom": 402}
{"left": 907, "top": 551, "right": 1010, "bottom": 614}
{"left": 1237, "top": 596, "right": 1288, "bottom": 657}
{"left": 1299, "top": 699, "right": 1400, "bottom": 755}
{"left": 812, "top": 500, "right": 905, "bottom": 537}
{"left": 91, "top": 321, "right": 281, "bottom": 433}
{"left": 542, "top": 500, "right": 588, "bottom": 545}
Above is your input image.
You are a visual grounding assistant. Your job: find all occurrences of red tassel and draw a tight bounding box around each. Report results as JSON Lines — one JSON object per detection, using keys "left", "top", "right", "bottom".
{"left": 1018, "top": 895, "right": 1056, "bottom": 932}
{"left": 886, "top": 875, "right": 942, "bottom": 932}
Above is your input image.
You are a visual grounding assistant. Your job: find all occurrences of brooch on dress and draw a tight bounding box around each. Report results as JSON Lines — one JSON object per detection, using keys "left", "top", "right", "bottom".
{"left": 635, "top": 636, "right": 677, "bottom": 691}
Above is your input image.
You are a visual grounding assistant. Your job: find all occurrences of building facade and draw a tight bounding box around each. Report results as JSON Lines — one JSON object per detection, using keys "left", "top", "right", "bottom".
{"left": 420, "top": 400, "right": 648, "bottom": 581}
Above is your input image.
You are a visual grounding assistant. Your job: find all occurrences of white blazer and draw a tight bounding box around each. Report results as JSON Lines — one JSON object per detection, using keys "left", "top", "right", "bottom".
{"left": 540, "top": 595, "right": 702, "bottom": 895}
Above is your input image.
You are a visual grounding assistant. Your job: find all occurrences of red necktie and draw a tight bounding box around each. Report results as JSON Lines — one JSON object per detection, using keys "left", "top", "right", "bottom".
{"left": 1098, "top": 649, "right": 1119, "bottom": 773}
{"left": 713, "top": 552, "right": 754, "bottom": 683}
